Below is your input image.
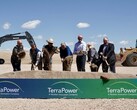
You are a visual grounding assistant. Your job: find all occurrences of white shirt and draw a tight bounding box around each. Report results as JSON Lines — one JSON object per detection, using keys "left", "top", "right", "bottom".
{"left": 73, "top": 41, "right": 87, "bottom": 55}
{"left": 35, "top": 51, "right": 42, "bottom": 66}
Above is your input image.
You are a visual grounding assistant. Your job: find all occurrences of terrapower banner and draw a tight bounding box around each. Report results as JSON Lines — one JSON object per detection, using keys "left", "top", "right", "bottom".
{"left": 0, "top": 78, "right": 137, "bottom": 98}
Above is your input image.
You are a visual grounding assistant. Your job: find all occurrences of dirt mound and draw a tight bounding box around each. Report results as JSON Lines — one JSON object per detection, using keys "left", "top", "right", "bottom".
{"left": 0, "top": 70, "right": 136, "bottom": 79}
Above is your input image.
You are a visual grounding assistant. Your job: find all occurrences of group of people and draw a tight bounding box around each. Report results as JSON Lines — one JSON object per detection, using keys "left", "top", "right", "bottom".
{"left": 73, "top": 35, "right": 116, "bottom": 73}
{"left": 10, "top": 35, "right": 116, "bottom": 73}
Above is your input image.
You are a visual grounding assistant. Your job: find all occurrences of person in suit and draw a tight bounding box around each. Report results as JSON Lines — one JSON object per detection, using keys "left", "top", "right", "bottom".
{"left": 98, "top": 37, "right": 116, "bottom": 73}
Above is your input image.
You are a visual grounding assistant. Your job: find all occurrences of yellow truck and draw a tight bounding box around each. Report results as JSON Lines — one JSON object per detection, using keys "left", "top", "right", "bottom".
{"left": 121, "top": 40, "right": 137, "bottom": 66}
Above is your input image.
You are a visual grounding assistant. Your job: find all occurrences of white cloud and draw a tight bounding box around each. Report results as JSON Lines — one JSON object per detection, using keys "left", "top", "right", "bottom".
{"left": 109, "top": 41, "right": 114, "bottom": 43}
{"left": 97, "top": 34, "right": 107, "bottom": 38}
{"left": 21, "top": 20, "right": 41, "bottom": 29}
{"left": 87, "top": 41, "right": 97, "bottom": 46}
{"left": 34, "top": 35, "right": 43, "bottom": 40}
{"left": 77, "top": 22, "right": 90, "bottom": 28}
{"left": 3, "top": 22, "right": 11, "bottom": 29}
{"left": 120, "top": 40, "right": 129, "bottom": 45}
{"left": 66, "top": 42, "right": 74, "bottom": 46}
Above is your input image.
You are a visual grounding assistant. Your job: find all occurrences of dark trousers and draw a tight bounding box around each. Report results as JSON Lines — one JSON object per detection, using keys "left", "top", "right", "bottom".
{"left": 102, "top": 61, "right": 116, "bottom": 73}
{"left": 43, "top": 57, "right": 52, "bottom": 71}
{"left": 44, "top": 63, "right": 52, "bottom": 71}
{"left": 76, "top": 55, "right": 86, "bottom": 72}
{"left": 11, "top": 59, "right": 21, "bottom": 71}
{"left": 91, "top": 58, "right": 101, "bottom": 72}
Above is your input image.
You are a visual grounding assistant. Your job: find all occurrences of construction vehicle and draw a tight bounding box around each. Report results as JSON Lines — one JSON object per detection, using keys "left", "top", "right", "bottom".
{"left": 0, "top": 31, "right": 36, "bottom": 64}
{"left": 121, "top": 40, "right": 137, "bottom": 66}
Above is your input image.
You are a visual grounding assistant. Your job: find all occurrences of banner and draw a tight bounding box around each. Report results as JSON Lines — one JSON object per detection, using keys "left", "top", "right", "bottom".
{"left": 0, "top": 78, "right": 137, "bottom": 98}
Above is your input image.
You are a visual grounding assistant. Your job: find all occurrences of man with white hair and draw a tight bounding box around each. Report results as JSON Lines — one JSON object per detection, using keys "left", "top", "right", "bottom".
{"left": 87, "top": 43, "right": 100, "bottom": 72}
{"left": 98, "top": 37, "right": 116, "bottom": 73}
{"left": 73, "top": 35, "right": 87, "bottom": 72}
{"left": 59, "top": 42, "right": 73, "bottom": 71}
{"left": 11, "top": 40, "right": 25, "bottom": 71}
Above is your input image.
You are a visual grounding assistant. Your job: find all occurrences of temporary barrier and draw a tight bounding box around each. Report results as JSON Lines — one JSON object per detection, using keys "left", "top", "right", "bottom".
{"left": 0, "top": 78, "right": 137, "bottom": 98}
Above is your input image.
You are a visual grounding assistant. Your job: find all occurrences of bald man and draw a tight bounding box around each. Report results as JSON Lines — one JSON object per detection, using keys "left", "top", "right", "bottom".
{"left": 73, "top": 35, "right": 87, "bottom": 72}
{"left": 11, "top": 40, "right": 24, "bottom": 71}
{"left": 98, "top": 37, "right": 116, "bottom": 73}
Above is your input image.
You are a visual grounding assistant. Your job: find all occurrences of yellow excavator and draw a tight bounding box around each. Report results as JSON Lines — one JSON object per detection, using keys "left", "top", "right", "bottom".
{"left": 0, "top": 31, "right": 36, "bottom": 64}
{"left": 121, "top": 40, "right": 137, "bottom": 66}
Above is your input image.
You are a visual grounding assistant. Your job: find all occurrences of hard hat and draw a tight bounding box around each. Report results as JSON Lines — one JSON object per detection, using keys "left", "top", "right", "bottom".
{"left": 46, "top": 38, "right": 54, "bottom": 44}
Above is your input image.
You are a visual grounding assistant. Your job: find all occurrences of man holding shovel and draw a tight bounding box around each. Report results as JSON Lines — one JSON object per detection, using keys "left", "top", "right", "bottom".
{"left": 59, "top": 42, "right": 73, "bottom": 71}
{"left": 30, "top": 43, "right": 42, "bottom": 70}
{"left": 98, "top": 37, "right": 116, "bottom": 73}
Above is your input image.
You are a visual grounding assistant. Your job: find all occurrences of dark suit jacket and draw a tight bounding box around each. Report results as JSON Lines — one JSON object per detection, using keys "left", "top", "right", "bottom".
{"left": 98, "top": 43, "right": 116, "bottom": 65}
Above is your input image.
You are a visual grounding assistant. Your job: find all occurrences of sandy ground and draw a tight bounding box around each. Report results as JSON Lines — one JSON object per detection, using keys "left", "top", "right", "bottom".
{"left": 0, "top": 99, "right": 137, "bottom": 110}
{"left": 0, "top": 51, "right": 137, "bottom": 110}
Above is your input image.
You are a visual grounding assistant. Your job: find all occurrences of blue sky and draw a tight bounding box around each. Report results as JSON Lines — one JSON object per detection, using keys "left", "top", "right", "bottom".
{"left": 0, "top": 0, "right": 137, "bottom": 53}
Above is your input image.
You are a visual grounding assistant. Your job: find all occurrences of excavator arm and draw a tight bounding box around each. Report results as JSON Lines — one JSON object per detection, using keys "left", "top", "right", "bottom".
{"left": 25, "top": 31, "right": 36, "bottom": 47}
{"left": 0, "top": 31, "right": 36, "bottom": 47}
{"left": 0, "top": 31, "right": 36, "bottom": 64}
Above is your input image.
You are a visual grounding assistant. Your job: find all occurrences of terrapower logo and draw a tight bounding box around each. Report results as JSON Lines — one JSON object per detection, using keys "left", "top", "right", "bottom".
{"left": 0, "top": 81, "right": 24, "bottom": 96}
{"left": 106, "top": 81, "right": 137, "bottom": 96}
{"left": 48, "top": 81, "right": 81, "bottom": 97}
